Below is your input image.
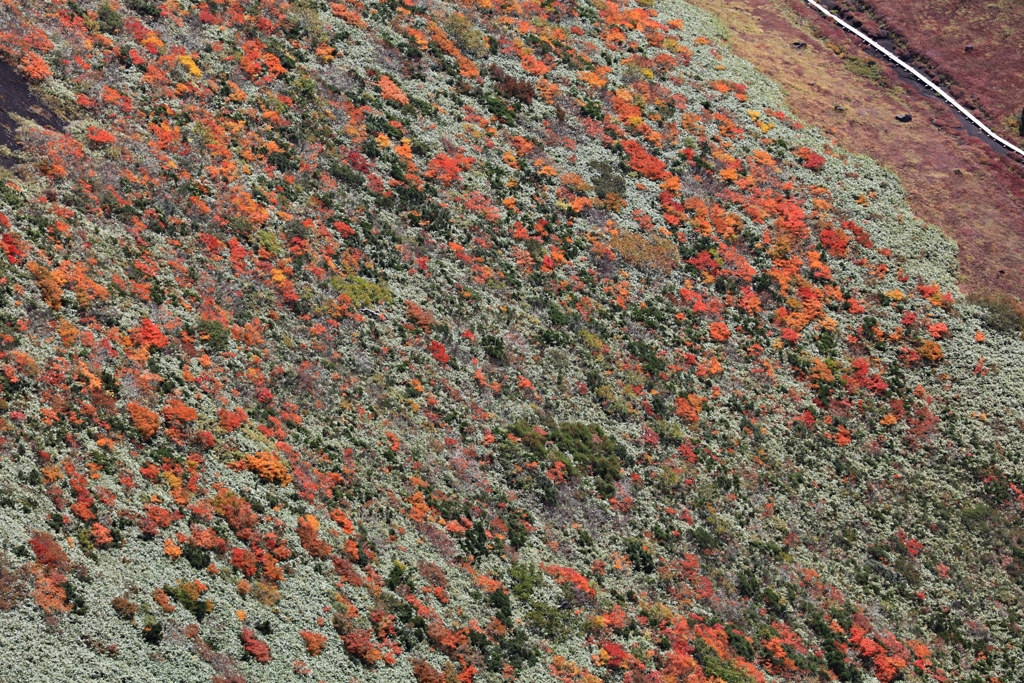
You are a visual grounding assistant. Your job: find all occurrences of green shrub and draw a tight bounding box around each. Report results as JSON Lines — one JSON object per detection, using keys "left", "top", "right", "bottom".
{"left": 97, "top": 2, "right": 123, "bottom": 33}
{"left": 842, "top": 56, "right": 886, "bottom": 85}
{"left": 581, "top": 101, "right": 603, "bottom": 119}
{"left": 623, "top": 538, "right": 655, "bottom": 573}
{"left": 689, "top": 526, "right": 721, "bottom": 552}
{"left": 509, "top": 563, "right": 541, "bottom": 600}
{"left": 692, "top": 637, "right": 757, "bottom": 683}
{"left": 504, "top": 420, "right": 625, "bottom": 497}
{"left": 142, "top": 616, "right": 163, "bottom": 644}
{"left": 330, "top": 160, "right": 365, "bottom": 187}
{"left": 589, "top": 161, "right": 625, "bottom": 198}
{"left": 481, "top": 334, "right": 506, "bottom": 362}
{"left": 969, "top": 290, "right": 1024, "bottom": 334}
{"left": 126, "top": 0, "right": 161, "bottom": 19}
{"left": 198, "top": 319, "right": 230, "bottom": 351}
{"left": 182, "top": 544, "right": 211, "bottom": 571}
{"left": 444, "top": 15, "right": 488, "bottom": 56}
{"left": 165, "top": 581, "right": 214, "bottom": 622}
{"left": 256, "top": 229, "right": 284, "bottom": 257}
{"left": 331, "top": 274, "right": 393, "bottom": 307}
{"left": 489, "top": 587, "right": 512, "bottom": 624}
{"left": 387, "top": 561, "right": 413, "bottom": 591}
{"left": 526, "top": 601, "right": 574, "bottom": 640}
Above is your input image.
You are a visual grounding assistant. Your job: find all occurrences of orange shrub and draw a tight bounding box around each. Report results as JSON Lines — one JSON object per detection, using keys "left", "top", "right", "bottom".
{"left": 20, "top": 52, "right": 52, "bottom": 80}
{"left": 230, "top": 451, "right": 292, "bottom": 485}
{"left": 32, "top": 568, "right": 70, "bottom": 615}
{"left": 541, "top": 563, "right": 596, "bottom": 601}
{"left": 25, "top": 262, "right": 62, "bottom": 309}
{"left": 163, "top": 398, "right": 198, "bottom": 422}
{"left": 91, "top": 523, "right": 114, "bottom": 547}
{"left": 300, "top": 630, "right": 328, "bottom": 655}
{"left": 708, "top": 322, "right": 731, "bottom": 341}
{"left": 674, "top": 394, "right": 705, "bottom": 423}
{"left": 127, "top": 401, "right": 161, "bottom": 439}
{"left": 405, "top": 300, "right": 435, "bottom": 330}
{"left": 378, "top": 75, "right": 409, "bottom": 105}
{"left": 917, "top": 340, "right": 944, "bottom": 363}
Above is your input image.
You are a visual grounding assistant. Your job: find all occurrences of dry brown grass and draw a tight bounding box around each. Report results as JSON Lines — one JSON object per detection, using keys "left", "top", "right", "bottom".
{"left": 968, "top": 289, "right": 1024, "bottom": 335}
{"left": 609, "top": 232, "right": 679, "bottom": 273}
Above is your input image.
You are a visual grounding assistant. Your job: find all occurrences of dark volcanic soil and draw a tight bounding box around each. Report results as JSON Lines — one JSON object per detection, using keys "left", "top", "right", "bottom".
{"left": 0, "top": 59, "right": 62, "bottom": 166}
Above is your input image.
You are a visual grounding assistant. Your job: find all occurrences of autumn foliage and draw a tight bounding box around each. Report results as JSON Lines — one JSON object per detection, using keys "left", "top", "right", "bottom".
{"left": 127, "top": 401, "right": 161, "bottom": 439}
{"left": 241, "top": 628, "right": 272, "bottom": 663}
{"left": 0, "top": 0, "right": 1012, "bottom": 681}
{"left": 230, "top": 452, "right": 292, "bottom": 485}
{"left": 19, "top": 52, "right": 52, "bottom": 80}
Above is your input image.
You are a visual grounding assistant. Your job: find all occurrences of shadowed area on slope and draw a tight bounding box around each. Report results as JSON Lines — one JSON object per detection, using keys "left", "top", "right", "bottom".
{"left": 0, "top": 60, "right": 63, "bottom": 167}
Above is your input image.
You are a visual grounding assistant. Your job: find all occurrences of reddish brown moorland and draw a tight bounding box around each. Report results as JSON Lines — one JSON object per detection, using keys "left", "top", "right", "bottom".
{"left": 842, "top": 0, "right": 1024, "bottom": 137}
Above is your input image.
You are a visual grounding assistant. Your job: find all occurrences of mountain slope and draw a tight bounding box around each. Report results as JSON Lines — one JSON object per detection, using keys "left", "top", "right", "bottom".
{"left": 0, "top": 0, "right": 1021, "bottom": 680}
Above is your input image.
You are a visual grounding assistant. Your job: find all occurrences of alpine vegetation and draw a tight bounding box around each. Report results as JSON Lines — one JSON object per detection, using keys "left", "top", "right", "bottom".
{"left": 0, "top": 0, "right": 1020, "bottom": 680}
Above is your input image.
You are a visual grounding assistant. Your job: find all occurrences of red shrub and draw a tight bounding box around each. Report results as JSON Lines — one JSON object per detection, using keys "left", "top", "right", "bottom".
{"left": 0, "top": 557, "right": 30, "bottom": 611}
{"left": 426, "top": 151, "right": 475, "bottom": 186}
{"left": 231, "top": 548, "right": 260, "bottom": 578}
{"left": 296, "top": 515, "right": 331, "bottom": 558}
{"left": 621, "top": 140, "right": 669, "bottom": 181}
{"left": 428, "top": 339, "right": 450, "bottom": 364}
{"left": 131, "top": 318, "right": 170, "bottom": 349}
{"left": 28, "top": 531, "right": 69, "bottom": 570}
{"left": 819, "top": 228, "right": 850, "bottom": 257}
{"left": 412, "top": 659, "right": 444, "bottom": 683}
{"left": 86, "top": 127, "right": 116, "bottom": 146}
{"left": 211, "top": 489, "right": 261, "bottom": 540}
{"left": 795, "top": 147, "right": 826, "bottom": 171}
{"left": 341, "top": 628, "right": 382, "bottom": 665}
{"left": 241, "top": 627, "right": 272, "bottom": 663}
{"left": 218, "top": 407, "right": 249, "bottom": 432}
